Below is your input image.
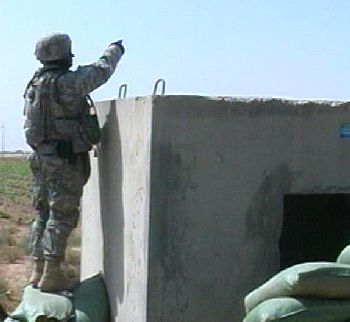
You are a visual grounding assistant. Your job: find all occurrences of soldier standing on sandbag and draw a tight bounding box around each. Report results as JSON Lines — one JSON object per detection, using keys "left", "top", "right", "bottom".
{"left": 23, "top": 32, "right": 125, "bottom": 292}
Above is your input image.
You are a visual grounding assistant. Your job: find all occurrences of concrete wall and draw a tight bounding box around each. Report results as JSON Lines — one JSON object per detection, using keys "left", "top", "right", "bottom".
{"left": 82, "top": 98, "right": 152, "bottom": 322}
{"left": 82, "top": 95, "right": 350, "bottom": 321}
{"left": 81, "top": 152, "right": 103, "bottom": 277}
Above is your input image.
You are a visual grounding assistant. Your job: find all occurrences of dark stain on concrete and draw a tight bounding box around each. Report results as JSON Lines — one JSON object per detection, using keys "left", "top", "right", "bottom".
{"left": 245, "top": 164, "right": 295, "bottom": 240}
{"left": 149, "top": 142, "right": 197, "bottom": 321}
{"left": 243, "top": 164, "right": 298, "bottom": 293}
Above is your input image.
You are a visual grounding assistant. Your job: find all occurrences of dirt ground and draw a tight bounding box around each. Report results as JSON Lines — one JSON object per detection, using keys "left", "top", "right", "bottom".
{"left": 0, "top": 256, "right": 31, "bottom": 312}
{"left": 0, "top": 212, "right": 33, "bottom": 313}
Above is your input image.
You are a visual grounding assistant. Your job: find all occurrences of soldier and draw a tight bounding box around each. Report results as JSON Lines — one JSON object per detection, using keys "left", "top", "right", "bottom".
{"left": 23, "top": 32, "right": 125, "bottom": 291}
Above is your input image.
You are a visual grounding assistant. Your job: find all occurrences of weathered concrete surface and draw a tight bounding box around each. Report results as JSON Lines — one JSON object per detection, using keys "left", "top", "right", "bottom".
{"left": 81, "top": 98, "right": 152, "bottom": 322}
{"left": 81, "top": 152, "right": 103, "bottom": 277}
{"left": 82, "top": 95, "right": 350, "bottom": 321}
{"left": 148, "top": 96, "right": 350, "bottom": 322}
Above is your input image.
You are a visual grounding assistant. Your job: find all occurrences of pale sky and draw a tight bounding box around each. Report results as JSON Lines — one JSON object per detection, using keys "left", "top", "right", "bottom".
{"left": 1, "top": 0, "right": 350, "bottom": 150}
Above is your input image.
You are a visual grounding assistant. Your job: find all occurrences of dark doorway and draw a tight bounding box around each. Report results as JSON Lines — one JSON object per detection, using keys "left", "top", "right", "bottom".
{"left": 279, "top": 194, "right": 350, "bottom": 270}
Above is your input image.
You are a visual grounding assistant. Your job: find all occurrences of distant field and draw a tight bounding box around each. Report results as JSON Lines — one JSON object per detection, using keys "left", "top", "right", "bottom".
{"left": 0, "top": 157, "right": 32, "bottom": 221}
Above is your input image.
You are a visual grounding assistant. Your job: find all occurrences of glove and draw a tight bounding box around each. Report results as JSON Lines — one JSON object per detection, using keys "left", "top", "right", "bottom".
{"left": 110, "top": 40, "right": 125, "bottom": 55}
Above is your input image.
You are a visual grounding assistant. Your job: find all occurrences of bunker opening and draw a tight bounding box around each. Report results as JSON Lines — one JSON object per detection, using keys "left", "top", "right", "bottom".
{"left": 279, "top": 193, "right": 350, "bottom": 270}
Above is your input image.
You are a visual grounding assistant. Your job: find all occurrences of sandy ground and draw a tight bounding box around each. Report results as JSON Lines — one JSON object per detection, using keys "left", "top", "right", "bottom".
{"left": 0, "top": 210, "right": 33, "bottom": 312}
{"left": 0, "top": 256, "right": 31, "bottom": 312}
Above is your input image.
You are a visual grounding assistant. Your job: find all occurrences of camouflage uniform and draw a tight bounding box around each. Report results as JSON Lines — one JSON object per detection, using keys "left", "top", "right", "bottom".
{"left": 26, "top": 38, "right": 123, "bottom": 262}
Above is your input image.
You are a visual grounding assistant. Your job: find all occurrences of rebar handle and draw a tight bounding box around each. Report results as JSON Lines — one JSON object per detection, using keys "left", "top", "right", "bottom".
{"left": 153, "top": 79, "right": 166, "bottom": 95}
{"left": 118, "top": 84, "right": 128, "bottom": 99}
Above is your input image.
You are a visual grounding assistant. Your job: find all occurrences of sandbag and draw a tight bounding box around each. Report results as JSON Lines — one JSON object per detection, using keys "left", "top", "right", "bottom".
{"left": 244, "top": 297, "right": 350, "bottom": 322}
{"left": 73, "top": 273, "right": 110, "bottom": 322}
{"left": 7, "top": 274, "right": 109, "bottom": 322}
{"left": 10, "top": 285, "right": 73, "bottom": 322}
{"left": 75, "top": 310, "right": 91, "bottom": 322}
{"left": 337, "top": 245, "right": 350, "bottom": 265}
{"left": 245, "top": 262, "right": 350, "bottom": 313}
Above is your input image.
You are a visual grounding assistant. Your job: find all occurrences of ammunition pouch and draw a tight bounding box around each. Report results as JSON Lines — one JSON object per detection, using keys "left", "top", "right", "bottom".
{"left": 36, "top": 140, "right": 76, "bottom": 164}
{"left": 56, "top": 140, "right": 74, "bottom": 160}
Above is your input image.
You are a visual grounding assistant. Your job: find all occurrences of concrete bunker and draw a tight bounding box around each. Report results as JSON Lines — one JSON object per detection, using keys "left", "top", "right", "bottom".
{"left": 81, "top": 95, "right": 350, "bottom": 321}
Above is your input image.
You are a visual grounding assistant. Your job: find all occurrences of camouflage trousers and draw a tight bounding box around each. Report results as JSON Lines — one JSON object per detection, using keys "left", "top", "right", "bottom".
{"left": 29, "top": 150, "right": 90, "bottom": 261}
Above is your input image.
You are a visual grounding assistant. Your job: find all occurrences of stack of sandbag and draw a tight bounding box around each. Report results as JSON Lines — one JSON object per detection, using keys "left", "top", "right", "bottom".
{"left": 337, "top": 245, "right": 350, "bottom": 265}
{"left": 245, "top": 297, "right": 350, "bottom": 322}
{"left": 244, "top": 251, "right": 350, "bottom": 322}
{"left": 5, "top": 274, "right": 110, "bottom": 322}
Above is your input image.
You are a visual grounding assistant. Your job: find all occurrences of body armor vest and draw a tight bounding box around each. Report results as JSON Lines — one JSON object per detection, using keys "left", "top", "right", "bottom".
{"left": 23, "top": 67, "right": 100, "bottom": 152}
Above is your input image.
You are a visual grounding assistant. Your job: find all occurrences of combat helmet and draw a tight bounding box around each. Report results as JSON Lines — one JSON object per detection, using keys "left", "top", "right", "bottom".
{"left": 34, "top": 32, "right": 74, "bottom": 62}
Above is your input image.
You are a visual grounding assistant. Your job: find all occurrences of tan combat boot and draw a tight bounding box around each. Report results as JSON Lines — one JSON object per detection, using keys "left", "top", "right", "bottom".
{"left": 38, "top": 261, "right": 75, "bottom": 292}
{"left": 29, "top": 259, "right": 44, "bottom": 286}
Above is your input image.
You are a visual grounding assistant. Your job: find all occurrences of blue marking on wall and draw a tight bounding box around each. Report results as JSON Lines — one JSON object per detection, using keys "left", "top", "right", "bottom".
{"left": 340, "top": 124, "right": 350, "bottom": 138}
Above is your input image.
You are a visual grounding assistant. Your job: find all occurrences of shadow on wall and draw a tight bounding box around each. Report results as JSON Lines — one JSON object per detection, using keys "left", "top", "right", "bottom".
{"left": 244, "top": 164, "right": 295, "bottom": 281}
{"left": 99, "top": 100, "right": 125, "bottom": 319}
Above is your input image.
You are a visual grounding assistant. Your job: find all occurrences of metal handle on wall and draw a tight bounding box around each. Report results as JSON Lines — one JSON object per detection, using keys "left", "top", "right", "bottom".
{"left": 153, "top": 79, "right": 166, "bottom": 95}
{"left": 118, "top": 84, "right": 128, "bottom": 99}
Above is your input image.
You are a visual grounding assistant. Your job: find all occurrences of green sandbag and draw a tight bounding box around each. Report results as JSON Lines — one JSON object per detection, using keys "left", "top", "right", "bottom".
{"left": 244, "top": 297, "right": 350, "bottom": 322}
{"left": 8, "top": 273, "right": 109, "bottom": 322}
{"left": 73, "top": 273, "right": 110, "bottom": 322}
{"left": 10, "top": 285, "right": 73, "bottom": 322}
{"left": 245, "top": 262, "right": 350, "bottom": 313}
{"left": 337, "top": 245, "right": 350, "bottom": 265}
{"left": 75, "top": 309, "right": 91, "bottom": 322}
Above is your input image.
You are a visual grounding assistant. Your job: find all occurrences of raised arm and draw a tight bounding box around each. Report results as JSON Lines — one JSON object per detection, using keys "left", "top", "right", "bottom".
{"left": 57, "top": 42, "right": 124, "bottom": 101}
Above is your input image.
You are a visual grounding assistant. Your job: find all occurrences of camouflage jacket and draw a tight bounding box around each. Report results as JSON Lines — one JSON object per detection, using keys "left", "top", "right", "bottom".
{"left": 24, "top": 44, "right": 123, "bottom": 153}
{"left": 55, "top": 43, "right": 123, "bottom": 103}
